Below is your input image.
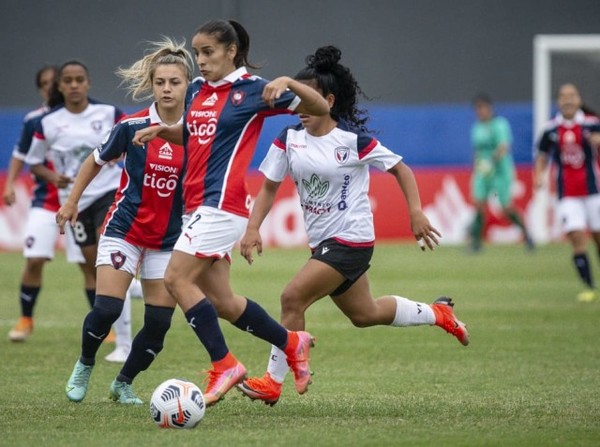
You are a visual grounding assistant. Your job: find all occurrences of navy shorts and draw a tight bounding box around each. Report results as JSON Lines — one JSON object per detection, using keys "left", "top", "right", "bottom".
{"left": 311, "top": 238, "right": 373, "bottom": 296}
{"left": 70, "top": 190, "right": 116, "bottom": 247}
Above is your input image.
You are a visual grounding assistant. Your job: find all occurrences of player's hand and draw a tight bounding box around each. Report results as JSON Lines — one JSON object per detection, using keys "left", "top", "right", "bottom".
{"left": 262, "top": 76, "right": 292, "bottom": 108}
{"left": 587, "top": 132, "right": 600, "bottom": 148}
{"left": 240, "top": 228, "right": 263, "bottom": 265}
{"left": 3, "top": 184, "right": 16, "bottom": 206}
{"left": 53, "top": 173, "right": 73, "bottom": 189}
{"left": 132, "top": 126, "right": 163, "bottom": 147}
{"left": 56, "top": 202, "right": 78, "bottom": 235}
{"left": 410, "top": 210, "right": 441, "bottom": 251}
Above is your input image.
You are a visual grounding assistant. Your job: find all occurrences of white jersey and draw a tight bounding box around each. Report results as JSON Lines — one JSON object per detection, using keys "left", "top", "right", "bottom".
{"left": 25, "top": 100, "right": 124, "bottom": 212}
{"left": 260, "top": 121, "right": 402, "bottom": 248}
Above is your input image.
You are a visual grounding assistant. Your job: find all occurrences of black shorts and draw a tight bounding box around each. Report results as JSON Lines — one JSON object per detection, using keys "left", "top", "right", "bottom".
{"left": 70, "top": 190, "right": 116, "bottom": 247}
{"left": 311, "top": 238, "right": 373, "bottom": 296}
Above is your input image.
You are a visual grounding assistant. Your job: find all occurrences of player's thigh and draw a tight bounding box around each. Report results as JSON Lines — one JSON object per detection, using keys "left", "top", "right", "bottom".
{"left": 330, "top": 274, "right": 377, "bottom": 319}
{"left": 471, "top": 174, "right": 490, "bottom": 202}
{"left": 493, "top": 174, "right": 513, "bottom": 207}
{"left": 558, "top": 197, "right": 587, "bottom": 233}
{"left": 96, "top": 236, "right": 143, "bottom": 298}
{"left": 142, "top": 278, "right": 176, "bottom": 308}
{"left": 139, "top": 250, "right": 176, "bottom": 307}
{"left": 283, "top": 259, "right": 345, "bottom": 307}
{"left": 585, "top": 194, "right": 600, "bottom": 232}
{"left": 22, "top": 207, "right": 58, "bottom": 259}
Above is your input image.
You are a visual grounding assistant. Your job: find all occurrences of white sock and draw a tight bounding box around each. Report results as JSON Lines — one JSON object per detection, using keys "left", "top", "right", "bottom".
{"left": 266, "top": 345, "right": 288, "bottom": 384}
{"left": 391, "top": 295, "right": 435, "bottom": 327}
{"left": 114, "top": 291, "right": 132, "bottom": 352}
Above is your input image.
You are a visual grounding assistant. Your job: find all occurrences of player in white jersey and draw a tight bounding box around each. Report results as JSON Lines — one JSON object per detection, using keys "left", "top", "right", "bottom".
{"left": 5, "top": 65, "right": 88, "bottom": 342}
{"left": 237, "top": 46, "right": 470, "bottom": 405}
{"left": 24, "top": 60, "right": 133, "bottom": 361}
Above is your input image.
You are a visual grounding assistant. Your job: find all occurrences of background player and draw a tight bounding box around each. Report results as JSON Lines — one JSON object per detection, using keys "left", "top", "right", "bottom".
{"left": 534, "top": 83, "right": 600, "bottom": 302}
{"left": 58, "top": 38, "right": 192, "bottom": 404}
{"left": 5, "top": 65, "right": 90, "bottom": 342}
{"left": 132, "top": 19, "right": 329, "bottom": 405}
{"left": 468, "top": 93, "right": 534, "bottom": 253}
{"left": 24, "top": 60, "right": 133, "bottom": 359}
{"left": 237, "top": 46, "right": 469, "bottom": 405}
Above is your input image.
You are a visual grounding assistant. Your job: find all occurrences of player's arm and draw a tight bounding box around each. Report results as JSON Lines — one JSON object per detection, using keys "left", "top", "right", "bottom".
{"left": 240, "top": 178, "right": 282, "bottom": 264}
{"left": 55, "top": 154, "right": 102, "bottom": 233}
{"left": 388, "top": 160, "right": 441, "bottom": 251}
{"left": 263, "top": 76, "right": 329, "bottom": 116}
{"left": 533, "top": 152, "right": 549, "bottom": 189}
{"left": 3, "top": 156, "right": 25, "bottom": 206}
{"left": 132, "top": 123, "right": 183, "bottom": 147}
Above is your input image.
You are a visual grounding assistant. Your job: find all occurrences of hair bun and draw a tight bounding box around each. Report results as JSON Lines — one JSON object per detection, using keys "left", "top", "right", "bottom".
{"left": 307, "top": 45, "right": 341, "bottom": 71}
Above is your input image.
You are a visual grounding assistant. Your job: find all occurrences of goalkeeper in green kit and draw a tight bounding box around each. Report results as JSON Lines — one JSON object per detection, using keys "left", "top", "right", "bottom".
{"left": 468, "top": 94, "right": 534, "bottom": 252}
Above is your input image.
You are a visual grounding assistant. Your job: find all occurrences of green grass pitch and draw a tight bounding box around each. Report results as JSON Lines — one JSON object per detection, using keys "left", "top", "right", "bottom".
{"left": 1, "top": 243, "right": 599, "bottom": 446}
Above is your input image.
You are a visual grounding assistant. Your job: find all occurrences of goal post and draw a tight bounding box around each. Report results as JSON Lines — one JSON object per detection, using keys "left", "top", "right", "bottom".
{"left": 531, "top": 34, "right": 600, "bottom": 243}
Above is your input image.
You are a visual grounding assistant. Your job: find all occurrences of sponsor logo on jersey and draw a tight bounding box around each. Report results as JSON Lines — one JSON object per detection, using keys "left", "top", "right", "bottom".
{"left": 126, "top": 118, "right": 147, "bottom": 126}
{"left": 334, "top": 146, "right": 350, "bottom": 164}
{"left": 338, "top": 174, "right": 351, "bottom": 211}
{"left": 187, "top": 118, "right": 218, "bottom": 145}
{"left": 190, "top": 110, "right": 217, "bottom": 118}
{"left": 202, "top": 92, "right": 218, "bottom": 106}
{"left": 143, "top": 173, "right": 179, "bottom": 198}
{"left": 158, "top": 142, "right": 173, "bottom": 161}
{"left": 149, "top": 163, "right": 179, "bottom": 174}
{"left": 231, "top": 90, "right": 245, "bottom": 106}
{"left": 302, "top": 173, "right": 329, "bottom": 199}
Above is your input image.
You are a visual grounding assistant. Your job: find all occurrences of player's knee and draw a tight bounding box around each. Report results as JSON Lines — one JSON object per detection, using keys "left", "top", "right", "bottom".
{"left": 348, "top": 314, "right": 372, "bottom": 328}
{"left": 280, "top": 288, "right": 308, "bottom": 318}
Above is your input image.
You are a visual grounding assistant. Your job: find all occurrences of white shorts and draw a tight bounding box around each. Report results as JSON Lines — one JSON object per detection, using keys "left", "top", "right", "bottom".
{"left": 558, "top": 194, "right": 600, "bottom": 233}
{"left": 23, "top": 207, "right": 84, "bottom": 263}
{"left": 96, "top": 235, "right": 172, "bottom": 280}
{"left": 174, "top": 206, "right": 248, "bottom": 262}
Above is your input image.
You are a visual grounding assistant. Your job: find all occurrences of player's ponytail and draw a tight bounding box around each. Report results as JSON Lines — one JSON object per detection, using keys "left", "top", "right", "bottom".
{"left": 296, "top": 45, "right": 370, "bottom": 131}
{"left": 116, "top": 37, "right": 194, "bottom": 102}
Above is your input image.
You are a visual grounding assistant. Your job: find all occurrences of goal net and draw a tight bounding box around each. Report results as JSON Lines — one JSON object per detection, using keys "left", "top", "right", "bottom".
{"left": 530, "top": 34, "right": 600, "bottom": 243}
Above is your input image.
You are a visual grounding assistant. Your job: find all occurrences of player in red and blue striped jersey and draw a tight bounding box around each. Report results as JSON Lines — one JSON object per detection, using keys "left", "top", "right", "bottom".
{"left": 5, "top": 65, "right": 88, "bottom": 343}
{"left": 534, "top": 83, "right": 600, "bottom": 302}
{"left": 58, "top": 38, "right": 194, "bottom": 404}
{"left": 133, "top": 19, "right": 330, "bottom": 406}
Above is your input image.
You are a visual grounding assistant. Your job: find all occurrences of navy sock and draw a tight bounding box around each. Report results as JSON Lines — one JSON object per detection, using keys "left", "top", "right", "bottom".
{"left": 232, "top": 298, "right": 288, "bottom": 350}
{"left": 184, "top": 299, "right": 229, "bottom": 362}
{"left": 118, "top": 305, "right": 174, "bottom": 383}
{"left": 80, "top": 295, "right": 124, "bottom": 365}
{"left": 85, "top": 288, "right": 95, "bottom": 308}
{"left": 20, "top": 285, "right": 40, "bottom": 318}
{"left": 574, "top": 253, "right": 594, "bottom": 288}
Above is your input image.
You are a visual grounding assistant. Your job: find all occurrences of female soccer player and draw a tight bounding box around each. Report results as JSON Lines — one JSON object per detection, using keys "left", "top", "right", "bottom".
{"left": 237, "top": 46, "right": 470, "bottom": 406}
{"left": 468, "top": 93, "right": 534, "bottom": 253}
{"left": 5, "top": 65, "right": 90, "bottom": 343}
{"left": 58, "top": 38, "right": 193, "bottom": 403}
{"left": 24, "top": 60, "right": 133, "bottom": 361}
{"left": 534, "top": 83, "right": 600, "bottom": 302}
{"left": 132, "top": 19, "right": 330, "bottom": 406}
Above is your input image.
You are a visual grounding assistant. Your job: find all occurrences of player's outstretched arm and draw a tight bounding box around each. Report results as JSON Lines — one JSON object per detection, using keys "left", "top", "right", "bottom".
{"left": 388, "top": 161, "right": 441, "bottom": 251}
{"left": 132, "top": 123, "right": 183, "bottom": 147}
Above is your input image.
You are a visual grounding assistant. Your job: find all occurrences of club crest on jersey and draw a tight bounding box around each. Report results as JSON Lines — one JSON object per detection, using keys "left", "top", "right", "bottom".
{"left": 91, "top": 120, "right": 104, "bottom": 133}
{"left": 110, "top": 251, "right": 127, "bottom": 270}
{"left": 158, "top": 142, "right": 173, "bottom": 160}
{"left": 231, "top": 90, "right": 245, "bottom": 106}
{"left": 202, "top": 92, "right": 218, "bottom": 106}
{"left": 334, "top": 146, "right": 350, "bottom": 164}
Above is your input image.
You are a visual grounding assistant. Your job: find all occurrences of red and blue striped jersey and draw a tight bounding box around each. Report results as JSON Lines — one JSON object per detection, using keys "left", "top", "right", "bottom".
{"left": 537, "top": 110, "right": 600, "bottom": 199}
{"left": 12, "top": 106, "right": 60, "bottom": 211}
{"left": 96, "top": 104, "right": 185, "bottom": 251}
{"left": 182, "top": 67, "right": 300, "bottom": 217}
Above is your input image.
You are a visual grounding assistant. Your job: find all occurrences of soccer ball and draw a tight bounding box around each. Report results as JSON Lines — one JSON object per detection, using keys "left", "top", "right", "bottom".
{"left": 150, "top": 379, "right": 206, "bottom": 429}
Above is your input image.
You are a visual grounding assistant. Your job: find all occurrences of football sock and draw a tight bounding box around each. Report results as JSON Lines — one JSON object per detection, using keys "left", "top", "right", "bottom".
{"left": 85, "top": 288, "right": 96, "bottom": 308}
{"left": 574, "top": 253, "right": 594, "bottom": 288}
{"left": 184, "top": 298, "right": 229, "bottom": 362}
{"left": 118, "top": 304, "right": 174, "bottom": 383}
{"left": 113, "top": 290, "right": 132, "bottom": 352}
{"left": 80, "top": 295, "right": 125, "bottom": 365}
{"left": 391, "top": 296, "right": 435, "bottom": 326}
{"left": 266, "top": 345, "right": 288, "bottom": 384}
{"left": 19, "top": 285, "right": 40, "bottom": 318}
{"left": 232, "top": 298, "right": 288, "bottom": 349}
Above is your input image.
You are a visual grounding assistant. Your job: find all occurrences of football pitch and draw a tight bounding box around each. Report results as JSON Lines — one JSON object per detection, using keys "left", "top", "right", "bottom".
{"left": 1, "top": 243, "right": 599, "bottom": 446}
